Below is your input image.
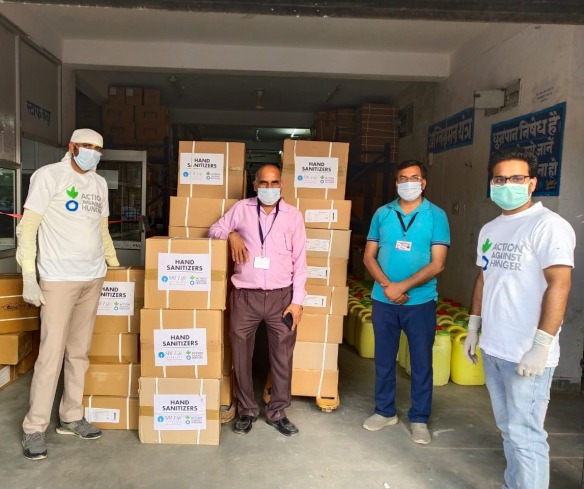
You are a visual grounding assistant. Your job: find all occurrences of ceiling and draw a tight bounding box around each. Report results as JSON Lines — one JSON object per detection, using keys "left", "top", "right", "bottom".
{"left": 2, "top": 1, "right": 581, "bottom": 146}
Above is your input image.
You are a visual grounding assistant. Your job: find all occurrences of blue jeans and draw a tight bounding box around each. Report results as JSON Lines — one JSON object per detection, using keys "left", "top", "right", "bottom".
{"left": 482, "top": 351, "right": 555, "bottom": 489}
{"left": 371, "top": 299, "right": 436, "bottom": 423}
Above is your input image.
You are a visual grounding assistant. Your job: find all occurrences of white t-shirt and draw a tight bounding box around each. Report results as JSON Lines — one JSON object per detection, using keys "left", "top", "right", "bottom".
{"left": 476, "top": 202, "right": 575, "bottom": 366}
{"left": 24, "top": 157, "right": 109, "bottom": 281}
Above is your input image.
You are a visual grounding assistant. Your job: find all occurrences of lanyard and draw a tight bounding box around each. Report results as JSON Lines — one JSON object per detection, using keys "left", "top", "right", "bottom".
{"left": 257, "top": 200, "right": 280, "bottom": 249}
{"left": 396, "top": 211, "right": 418, "bottom": 239}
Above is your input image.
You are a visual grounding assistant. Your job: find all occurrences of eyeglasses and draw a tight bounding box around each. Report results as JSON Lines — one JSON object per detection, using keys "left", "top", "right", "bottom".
{"left": 491, "top": 175, "right": 531, "bottom": 186}
{"left": 397, "top": 175, "right": 423, "bottom": 183}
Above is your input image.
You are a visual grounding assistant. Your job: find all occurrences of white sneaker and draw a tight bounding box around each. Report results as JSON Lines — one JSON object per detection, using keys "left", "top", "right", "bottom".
{"left": 411, "top": 422, "right": 431, "bottom": 444}
{"left": 362, "top": 413, "right": 398, "bottom": 431}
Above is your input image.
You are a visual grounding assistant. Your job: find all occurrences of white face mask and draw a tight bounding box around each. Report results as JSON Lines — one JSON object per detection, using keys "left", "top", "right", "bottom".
{"left": 397, "top": 182, "right": 423, "bottom": 202}
{"left": 73, "top": 146, "right": 101, "bottom": 171}
{"left": 257, "top": 188, "right": 281, "bottom": 206}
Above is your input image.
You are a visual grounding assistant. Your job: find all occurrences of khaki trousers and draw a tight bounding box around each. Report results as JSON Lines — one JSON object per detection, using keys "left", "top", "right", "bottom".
{"left": 229, "top": 286, "right": 296, "bottom": 422}
{"left": 22, "top": 278, "right": 104, "bottom": 434}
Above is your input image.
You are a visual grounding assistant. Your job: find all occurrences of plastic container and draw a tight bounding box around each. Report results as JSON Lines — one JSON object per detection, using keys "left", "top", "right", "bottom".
{"left": 398, "top": 330, "right": 408, "bottom": 368}
{"left": 357, "top": 311, "right": 375, "bottom": 358}
{"left": 344, "top": 299, "right": 362, "bottom": 340}
{"left": 433, "top": 330, "right": 452, "bottom": 386}
{"left": 347, "top": 303, "right": 366, "bottom": 346}
{"left": 451, "top": 332, "right": 485, "bottom": 385}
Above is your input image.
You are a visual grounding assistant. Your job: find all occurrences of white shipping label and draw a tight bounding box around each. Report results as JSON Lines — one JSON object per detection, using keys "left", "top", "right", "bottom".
{"left": 153, "top": 328, "right": 207, "bottom": 366}
{"left": 179, "top": 153, "right": 224, "bottom": 185}
{"left": 306, "top": 238, "right": 331, "bottom": 252}
{"left": 294, "top": 156, "right": 339, "bottom": 189}
{"left": 158, "top": 253, "right": 211, "bottom": 291}
{"left": 0, "top": 366, "right": 10, "bottom": 388}
{"left": 97, "top": 281, "right": 135, "bottom": 316}
{"left": 307, "top": 266, "right": 329, "bottom": 279}
{"left": 303, "top": 294, "right": 327, "bottom": 308}
{"left": 154, "top": 394, "right": 206, "bottom": 431}
{"left": 85, "top": 407, "right": 120, "bottom": 424}
{"left": 305, "top": 209, "right": 338, "bottom": 223}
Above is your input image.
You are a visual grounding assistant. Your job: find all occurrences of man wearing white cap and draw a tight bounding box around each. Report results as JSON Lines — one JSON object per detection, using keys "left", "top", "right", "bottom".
{"left": 17, "top": 129, "right": 119, "bottom": 460}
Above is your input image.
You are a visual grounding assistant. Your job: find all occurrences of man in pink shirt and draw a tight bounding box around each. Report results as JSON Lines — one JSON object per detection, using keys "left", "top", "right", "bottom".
{"left": 209, "top": 164, "right": 307, "bottom": 436}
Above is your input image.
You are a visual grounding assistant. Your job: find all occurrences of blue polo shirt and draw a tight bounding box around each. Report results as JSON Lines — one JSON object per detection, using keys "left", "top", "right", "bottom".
{"left": 367, "top": 198, "right": 450, "bottom": 305}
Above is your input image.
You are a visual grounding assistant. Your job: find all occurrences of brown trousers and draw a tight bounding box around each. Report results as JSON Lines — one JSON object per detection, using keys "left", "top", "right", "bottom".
{"left": 229, "top": 286, "right": 296, "bottom": 421}
{"left": 23, "top": 278, "right": 104, "bottom": 434}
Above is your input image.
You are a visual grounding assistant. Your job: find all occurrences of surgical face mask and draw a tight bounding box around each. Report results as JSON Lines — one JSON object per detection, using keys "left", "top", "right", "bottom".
{"left": 257, "top": 188, "right": 281, "bottom": 206}
{"left": 397, "top": 182, "right": 423, "bottom": 202}
{"left": 490, "top": 183, "right": 531, "bottom": 211}
{"left": 74, "top": 146, "right": 101, "bottom": 171}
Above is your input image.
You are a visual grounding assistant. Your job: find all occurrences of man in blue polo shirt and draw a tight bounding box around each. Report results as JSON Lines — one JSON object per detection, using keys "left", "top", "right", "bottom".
{"left": 362, "top": 159, "right": 450, "bottom": 445}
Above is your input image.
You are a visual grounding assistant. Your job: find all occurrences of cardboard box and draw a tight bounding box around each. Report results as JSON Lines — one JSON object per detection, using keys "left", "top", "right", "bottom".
{"left": 94, "top": 267, "right": 145, "bottom": 334}
{"left": 177, "top": 141, "right": 245, "bottom": 200}
{"left": 0, "top": 331, "right": 33, "bottom": 365}
{"left": 144, "top": 238, "right": 228, "bottom": 310}
{"left": 143, "top": 88, "right": 161, "bottom": 106}
{"left": 168, "top": 227, "right": 209, "bottom": 239}
{"left": 0, "top": 274, "right": 41, "bottom": 333}
{"left": 169, "top": 197, "right": 238, "bottom": 228}
{"left": 305, "top": 229, "right": 351, "bottom": 259}
{"left": 102, "top": 104, "right": 134, "bottom": 123}
{"left": 294, "top": 199, "right": 351, "bottom": 231}
{"left": 293, "top": 341, "right": 338, "bottom": 371}
{"left": 84, "top": 363, "right": 140, "bottom": 397}
{"left": 103, "top": 121, "right": 136, "bottom": 145}
{"left": 296, "top": 314, "right": 343, "bottom": 343}
{"left": 135, "top": 125, "right": 167, "bottom": 144}
{"left": 220, "top": 373, "right": 232, "bottom": 407}
{"left": 108, "top": 86, "right": 125, "bottom": 105}
{"left": 140, "top": 309, "right": 223, "bottom": 379}
{"left": 306, "top": 257, "right": 347, "bottom": 287}
{"left": 281, "top": 139, "right": 348, "bottom": 200}
{"left": 139, "top": 377, "right": 221, "bottom": 445}
{"left": 15, "top": 330, "right": 40, "bottom": 375}
{"left": 0, "top": 364, "right": 17, "bottom": 392}
{"left": 291, "top": 368, "right": 338, "bottom": 398}
{"left": 88, "top": 334, "right": 139, "bottom": 364}
{"left": 83, "top": 395, "right": 139, "bottom": 430}
{"left": 125, "top": 87, "right": 143, "bottom": 106}
{"left": 302, "top": 285, "right": 349, "bottom": 316}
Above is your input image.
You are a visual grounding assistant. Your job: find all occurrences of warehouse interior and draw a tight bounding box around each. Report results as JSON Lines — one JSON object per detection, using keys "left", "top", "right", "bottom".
{"left": 0, "top": 1, "right": 582, "bottom": 488}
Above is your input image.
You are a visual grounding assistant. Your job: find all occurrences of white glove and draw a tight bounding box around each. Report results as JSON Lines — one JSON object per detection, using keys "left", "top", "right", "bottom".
{"left": 516, "top": 330, "right": 554, "bottom": 377}
{"left": 463, "top": 315, "right": 481, "bottom": 365}
{"left": 22, "top": 272, "right": 45, "bottom": 307}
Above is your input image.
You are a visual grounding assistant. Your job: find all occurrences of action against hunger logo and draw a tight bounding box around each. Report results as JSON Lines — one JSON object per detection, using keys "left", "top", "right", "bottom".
{"left": 481, "top": 238, "right": 524, "bottom": 272}
{"left": 65, "top": 186, "right": 79, "bottom": 212}
{"left": 481, "top": 238, "right": 493, "bottom": 270}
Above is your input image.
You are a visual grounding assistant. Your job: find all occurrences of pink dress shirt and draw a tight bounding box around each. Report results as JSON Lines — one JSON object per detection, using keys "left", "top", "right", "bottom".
{"left": 208, "top": 197, "right": 307, "bottom": 304}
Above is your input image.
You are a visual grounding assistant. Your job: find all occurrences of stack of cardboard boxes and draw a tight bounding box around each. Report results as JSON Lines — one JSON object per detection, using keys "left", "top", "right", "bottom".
{"left": 0, "top": 275, "right": 40, "bottom": 393}
{"left": 312, "top": 109, "right": 356, "bottom": 143}
{"left": 354, "top": 103, "right": 399, "bottom": 163}
{"left": 82, "top": 267, "right": 144, "bottom": 430}
{"left": 102, "top": 87, "right": 169, "bottom": 147}
{"left": 137, "top": 141, "right": 245, "bottom": 445}
{"left": 281, "top": 140, "right": 351, "bottom": 402}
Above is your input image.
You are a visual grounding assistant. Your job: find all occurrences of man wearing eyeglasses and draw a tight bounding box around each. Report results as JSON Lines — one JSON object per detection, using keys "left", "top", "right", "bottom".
{"left": 17, "top": 129, "right": 119, "bottom": 460}
{"left": 362, "top": 160, "right": 450, "bottom": 445}
{"left": 464, "top": 147, "right": 575, "bottom": 489}
{"left": 209, "top": 164, "right": 307, "bottom": 437}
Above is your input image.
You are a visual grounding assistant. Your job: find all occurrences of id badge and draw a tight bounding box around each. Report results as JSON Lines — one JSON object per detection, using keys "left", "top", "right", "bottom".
{"left": 254, "top": 256, "right": 271, "bottom": 270}
{"left": 395, "top": 240, "right": 412, "bottom": 252}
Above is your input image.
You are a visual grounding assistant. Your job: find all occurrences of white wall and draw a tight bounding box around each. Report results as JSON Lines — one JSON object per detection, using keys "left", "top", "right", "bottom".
{"left": 398, "top": 24, "right": 584, "bottom": 385}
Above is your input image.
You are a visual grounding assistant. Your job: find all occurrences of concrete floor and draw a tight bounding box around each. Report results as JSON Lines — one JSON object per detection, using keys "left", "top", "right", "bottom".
{"left": 1, "top": 342, "right": 583, "bottom": 489}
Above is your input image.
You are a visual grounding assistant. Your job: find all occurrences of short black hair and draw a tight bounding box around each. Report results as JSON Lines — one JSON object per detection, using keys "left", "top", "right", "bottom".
{"left": 488, "top": 147, "right": 538, "bottom": 178}
{"left": 395, "top": 160, "right": 427, "bottom": 179}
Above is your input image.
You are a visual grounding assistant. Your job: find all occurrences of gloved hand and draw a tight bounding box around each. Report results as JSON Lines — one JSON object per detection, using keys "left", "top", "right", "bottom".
{"left": 516, "top": 329, "right": 554, "bottom": 376}
{"left": 22, "top": 272, "right": 45, "bottom": 307}
{"left": 463, "top": 315, "right": 481, "bottom": 365}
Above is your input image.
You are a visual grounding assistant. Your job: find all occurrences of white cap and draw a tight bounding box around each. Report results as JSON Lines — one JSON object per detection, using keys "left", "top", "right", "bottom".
{"left": 70, "top": 128, "right": 103, "bottom": 148}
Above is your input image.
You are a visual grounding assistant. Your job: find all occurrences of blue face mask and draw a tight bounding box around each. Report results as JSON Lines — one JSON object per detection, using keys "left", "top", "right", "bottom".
{"left": 490, "top": 183, "right": 530, "bottom": 211}
{"left": 257, "top": 188, "right": 281, "bottom": 206}
{"left": 74, "top": 146, "right": 101, "bottom": 171}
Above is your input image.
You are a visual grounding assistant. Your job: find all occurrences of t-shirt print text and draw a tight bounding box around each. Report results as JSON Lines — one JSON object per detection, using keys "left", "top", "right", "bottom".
{"left": 481, "top": 238, "right": 524, "bottom": 272}
{"left": 64, "top": 186, "right": 103, "bottom": 214}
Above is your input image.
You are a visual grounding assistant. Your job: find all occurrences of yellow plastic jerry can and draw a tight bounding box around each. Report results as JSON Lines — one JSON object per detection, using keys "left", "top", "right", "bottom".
{"left": 357, "top": 311, "right": 375, "bottom": 358}
{"left": 450, "top": 332, "right": 485, "bottom": 386}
